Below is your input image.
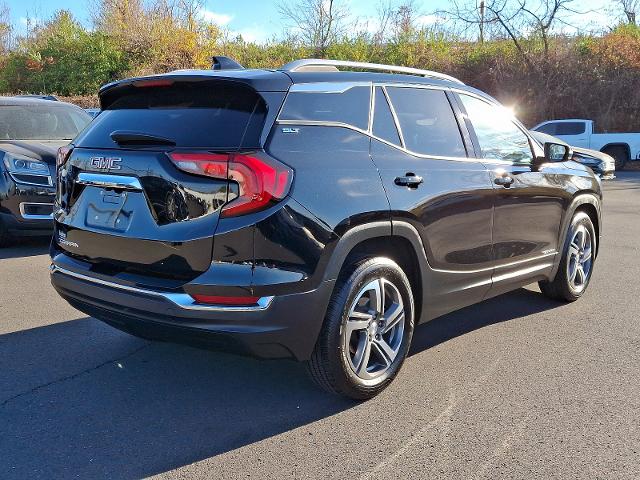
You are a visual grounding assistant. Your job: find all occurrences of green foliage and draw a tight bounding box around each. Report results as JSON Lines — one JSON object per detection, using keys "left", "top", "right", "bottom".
{"left": 0, "top": 11, "right": 129, "bottom": 95}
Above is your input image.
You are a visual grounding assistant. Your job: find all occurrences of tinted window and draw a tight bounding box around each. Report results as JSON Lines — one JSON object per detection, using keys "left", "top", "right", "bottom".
{"left": 535, "top": 123, "right": 556, "bottom": 135}
{"left": 386, "top": 87, "right": 466, "bottom": 157}
{"left": 373, "top": 87, "right": 401, "bottom": 145}
{"left": 0, "top": 105, "right": 91, "bottom": 140}
{"left": 77, "top": 81, "right": 266, "bottom": 149}
{"left": 555, "top": 122, "right": 586, "bottom": 135}
{"left": 279, "top": 85, "right": 370, "bottom": 131}
{"left": 459, "top": 94, "right": 532, "bottom": 164}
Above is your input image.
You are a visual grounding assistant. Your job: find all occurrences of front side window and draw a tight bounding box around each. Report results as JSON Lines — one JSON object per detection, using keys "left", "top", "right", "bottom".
{"left": 459, "top": 94, "right": 533, "bottom": 164}
{"left": 278, "top": 85, "right": 371, "bottom": 131}
{"left": 386, "top": 87, "right": 466, "bottom": 157}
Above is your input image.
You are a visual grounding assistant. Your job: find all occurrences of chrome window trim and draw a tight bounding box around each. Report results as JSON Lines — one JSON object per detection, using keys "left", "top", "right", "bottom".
{"left": 276, "top": 81, "right": 522, "bottom": 166}
{"left": 276, "top": 118, "right": 514, "bottom": 165}
{"left": 19, "top": 202, "right": 54, "bottom": 220}
{"left": 367, "top": 83, "right": 375, "bottom": 134}
{"left": 381, "top": 86, "right": 405, "bottom": 148}
{"left": 50, "top": 265, "right": 274, "bottom": 312}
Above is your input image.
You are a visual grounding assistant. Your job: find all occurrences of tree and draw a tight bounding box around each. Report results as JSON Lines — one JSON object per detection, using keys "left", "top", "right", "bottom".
{"left": 278, "top": 0, "right": 349, "bottom": 55}
{"left": 444, "top": 0, "right": 582, "bottom": 66}
{"left": 0, "top": 1, "right": 10, "bottom": 55}
{"left": 617, "top": 0, "right": 639, "bottom": 24}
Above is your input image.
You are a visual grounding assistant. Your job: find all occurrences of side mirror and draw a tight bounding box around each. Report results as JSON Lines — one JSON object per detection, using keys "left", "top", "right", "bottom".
{"left": 534, "top": 142, "right": 572, "bottom": 170}
{"left": 544, "top": 141, "right": 571, "bottom": 162}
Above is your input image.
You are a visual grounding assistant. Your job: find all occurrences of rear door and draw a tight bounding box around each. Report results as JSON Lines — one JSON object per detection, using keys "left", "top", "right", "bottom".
{"left": 54, "top": 79, "right": 272, "bottom": 282}
{"left": 369, "top": 85, "right": 495, "bottom": 320}
{"left": 455, "top": 92, "right": 568, "bottom": 296}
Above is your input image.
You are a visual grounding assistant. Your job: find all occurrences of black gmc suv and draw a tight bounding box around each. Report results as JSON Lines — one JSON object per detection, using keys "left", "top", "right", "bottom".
{"left": 0, "top": 97, "right": 91, "bottom": 244}
{"left": 50, "top": 59, "right": 602, "bottom": 399}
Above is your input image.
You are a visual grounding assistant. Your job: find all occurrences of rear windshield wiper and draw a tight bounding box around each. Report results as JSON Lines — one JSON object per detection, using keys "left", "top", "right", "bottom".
{"left": 110, "top": 130, "right": 176, "bottom": 146}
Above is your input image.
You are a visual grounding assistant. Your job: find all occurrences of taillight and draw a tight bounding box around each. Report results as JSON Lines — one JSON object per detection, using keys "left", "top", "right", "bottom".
{"left": 168, "top": 152, "right": 293, "bottom": 218}
{"left": 57, "top": 145, "right": 73, "bottom": 168}
{"left": 190, "top": 294, "right": 261, "bottom": 306}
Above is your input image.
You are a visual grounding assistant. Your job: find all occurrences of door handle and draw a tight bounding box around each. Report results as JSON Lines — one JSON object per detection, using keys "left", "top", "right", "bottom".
{"left": 395, "top": 173, "right": 423, "bottom": 188}
{"left": 494, "top": 175, "right": 514, "bottom": 187}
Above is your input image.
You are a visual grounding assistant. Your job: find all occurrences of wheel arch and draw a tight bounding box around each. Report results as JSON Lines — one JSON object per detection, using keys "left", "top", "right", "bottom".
{"left": 322, "top": 221, "right": 430, "bottom": 323}
{"left": 549, "top": 193, "right": 602, "bottom": 280}
{"left": 600, "top": 143, "right": 631, "bottom": 159}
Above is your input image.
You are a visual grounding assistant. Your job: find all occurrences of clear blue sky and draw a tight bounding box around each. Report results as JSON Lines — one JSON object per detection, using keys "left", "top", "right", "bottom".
{"left": 4, "top": 0, "right": 618, "bottom": 42}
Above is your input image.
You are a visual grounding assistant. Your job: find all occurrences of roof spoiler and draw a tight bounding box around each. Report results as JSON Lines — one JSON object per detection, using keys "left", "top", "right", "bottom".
{"left": 211, "top": 56, "right": 244, "bottom": 70}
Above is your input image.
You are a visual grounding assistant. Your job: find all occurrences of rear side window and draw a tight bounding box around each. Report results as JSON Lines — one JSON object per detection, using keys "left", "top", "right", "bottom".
{"left": 386, "top": 87, "right": 466, "bottom": 157}
{"left": 372, "top": 87, "right": 401, "bottom": 146}
{"left": 77, "top": 80, "right": 267, "bottom": 149}
{"left": 555, "top": 122, "right": 586, "bottom": 135}
{"left": 278, "top": 85, "right": 370, "bottom": 131}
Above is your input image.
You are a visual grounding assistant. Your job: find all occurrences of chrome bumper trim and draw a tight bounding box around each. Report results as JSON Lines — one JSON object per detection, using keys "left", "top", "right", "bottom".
{"left": 76, "top": 173, "right": 143, "bottom": 191}
{"left": 50, "top": 265, "right": 274, "bottom": 312}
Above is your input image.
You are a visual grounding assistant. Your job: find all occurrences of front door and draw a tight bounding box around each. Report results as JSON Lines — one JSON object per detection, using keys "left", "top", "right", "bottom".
{"left": 369, "top": 85, "right": 495, "bottom": 320}
{"left": 456, "top": 93, "right": 568, "bottom": 296}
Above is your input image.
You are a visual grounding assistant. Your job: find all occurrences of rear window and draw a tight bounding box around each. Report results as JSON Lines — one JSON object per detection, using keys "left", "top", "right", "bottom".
{"left": 278, "top": 85, "right": 371, "bottom": 131}
{"left": 0, "top": 105, "right": 91, "bottom": 141}
{"left": 535, "top": 122, "right": 586, "bottom": 136}
{"left": 555, "top": 122, "right": 586, "bottom": 135}
{"left": 386, "top": 87, "right": 466, "bottom": 157}
{"left": 76, "top": 80, "right": 267, "bottom": 149}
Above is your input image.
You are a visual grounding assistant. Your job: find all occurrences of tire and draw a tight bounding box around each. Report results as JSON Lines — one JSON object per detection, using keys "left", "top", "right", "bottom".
{"left": 603, "top": 146, "right": 628, "bottom": 171}
{"left": 539, "top": 211, "right": 596, "bottom": 302}
{"left": 307, "top": 257, "right": 415, "bottom": 400}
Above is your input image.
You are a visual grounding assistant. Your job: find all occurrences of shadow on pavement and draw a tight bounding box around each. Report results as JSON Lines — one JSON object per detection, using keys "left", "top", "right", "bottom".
{"left": 0, "top": 236, "right": 50, "bottom": 260}
{"left": 1, "top": 287, "right": 561, "bottom": 479}
{"left": 410, "top": 287, "right": 560, "bottom": 354}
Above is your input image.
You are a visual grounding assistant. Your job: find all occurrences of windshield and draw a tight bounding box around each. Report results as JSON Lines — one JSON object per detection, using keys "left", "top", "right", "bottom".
{"left": 0, "top": 105, "right": 91, "bottom": 141}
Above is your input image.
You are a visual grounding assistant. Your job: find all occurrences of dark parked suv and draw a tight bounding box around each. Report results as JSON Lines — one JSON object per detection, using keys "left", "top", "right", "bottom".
{"left": 50, "top": 59, "right": 602, "bottom": 399}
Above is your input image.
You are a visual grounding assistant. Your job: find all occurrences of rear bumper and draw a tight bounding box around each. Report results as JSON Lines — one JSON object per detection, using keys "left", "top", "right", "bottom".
{"left": 50, "top": 263, "right": 334, "bottom": 361}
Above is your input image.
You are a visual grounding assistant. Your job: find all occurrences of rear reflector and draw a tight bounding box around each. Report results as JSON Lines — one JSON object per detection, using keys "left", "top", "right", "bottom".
{"left": 168, "top": 152, "right": 293, "bottom": 218}
{"left": 190, "top": 294, "right": 261, "bottom": 306}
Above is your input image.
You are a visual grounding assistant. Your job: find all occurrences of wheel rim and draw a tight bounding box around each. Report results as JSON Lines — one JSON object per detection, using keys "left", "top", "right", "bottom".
{"left": 566, "top": 225, "right": 593, "bottom": 293}
{"left": 343, "top": 278, "right": 405, "bottom": 380}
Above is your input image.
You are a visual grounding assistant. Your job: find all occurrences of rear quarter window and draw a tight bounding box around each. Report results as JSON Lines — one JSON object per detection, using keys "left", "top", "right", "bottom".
{"left": 278, "top": 85, "right": 371, "bottom": 131}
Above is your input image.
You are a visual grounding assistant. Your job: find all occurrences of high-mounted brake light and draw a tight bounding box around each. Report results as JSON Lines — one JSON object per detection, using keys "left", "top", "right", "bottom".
{"left": 132, "top": 79, "right": 175, "bottom": 88}
{"left": 57, "top": 145, "right": 73, "bottom": 167}
{"left": 190, "top": 294, "right": 261, "bottom": 306}
{"left": 168, "top": 152, "right": 293, "bottom": 218}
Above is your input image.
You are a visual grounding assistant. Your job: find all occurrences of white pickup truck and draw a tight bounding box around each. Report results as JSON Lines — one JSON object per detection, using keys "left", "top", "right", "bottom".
{"left": 532, "top": 119, "right": 640, "bottom": 170}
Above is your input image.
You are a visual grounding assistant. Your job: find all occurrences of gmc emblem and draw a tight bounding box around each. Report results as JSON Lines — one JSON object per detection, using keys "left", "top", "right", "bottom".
{"left": 90, "top": 156, "right": 122, "bottom": 170}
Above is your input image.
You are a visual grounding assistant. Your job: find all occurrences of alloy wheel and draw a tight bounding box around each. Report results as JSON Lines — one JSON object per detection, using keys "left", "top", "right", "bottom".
{"left": 343, "top": 278, "right": 405, "bottom": 380}
{"left": 567, "top": 225, "right": 593, "bottom": 293}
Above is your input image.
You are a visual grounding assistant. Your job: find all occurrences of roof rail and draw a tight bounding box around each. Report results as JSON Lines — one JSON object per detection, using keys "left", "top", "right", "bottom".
{"left": 280, "top": 59, "right": 464, "bottom": 85}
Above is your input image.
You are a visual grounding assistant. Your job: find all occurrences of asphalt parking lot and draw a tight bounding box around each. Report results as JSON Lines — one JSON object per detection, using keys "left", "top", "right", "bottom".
{"left": 1, "top": 172, "right": 639, "bottom": 480}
